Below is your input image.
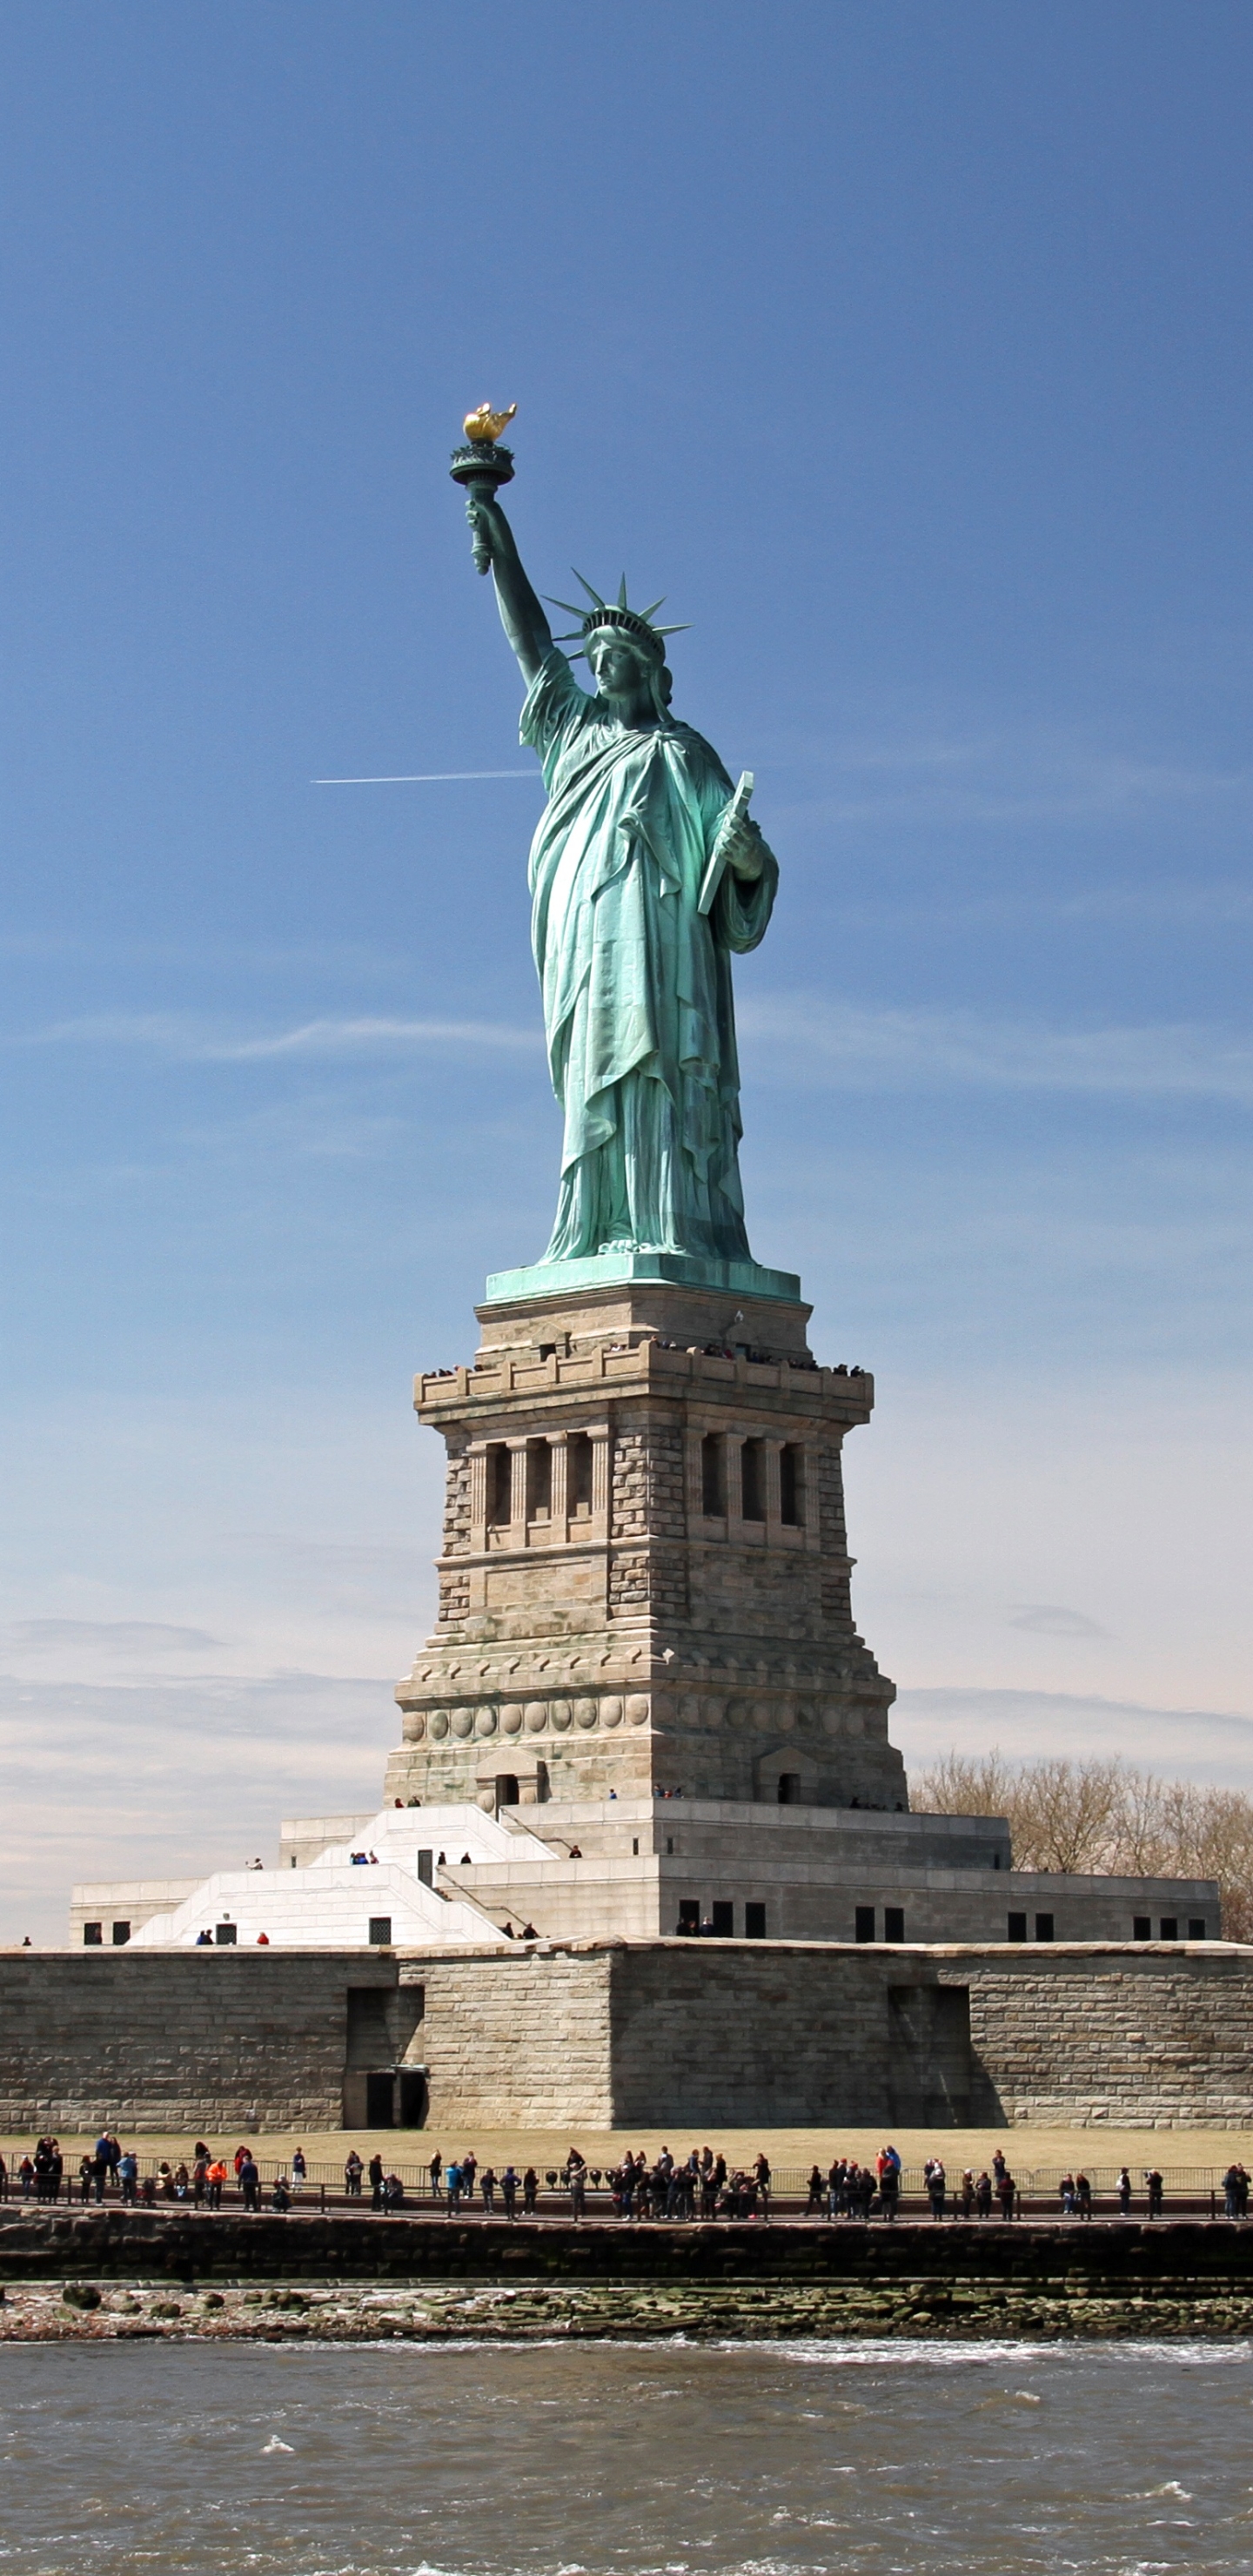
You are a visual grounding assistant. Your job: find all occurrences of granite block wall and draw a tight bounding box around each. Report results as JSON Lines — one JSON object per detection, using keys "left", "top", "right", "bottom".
{"left": 0, "top": 1951, "right": 398, "bottom": 2132}
{"left": 3, "top": 1939, "right": 1253, "bottom": 2136}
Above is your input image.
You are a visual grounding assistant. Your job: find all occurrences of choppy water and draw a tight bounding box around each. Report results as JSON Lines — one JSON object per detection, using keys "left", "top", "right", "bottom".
{"left": 2, "top": 2338, "right": 1251, "bottom": 2575}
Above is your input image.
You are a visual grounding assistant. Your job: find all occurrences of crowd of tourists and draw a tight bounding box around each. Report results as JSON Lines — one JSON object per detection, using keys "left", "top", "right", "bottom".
{"left": 4, "top": 2133, "right": 1248, "bottom": 2223}
{"left": 1, "top": 2134, "right": 318, "bottom": 2214}
{"left": 419, "top": 2144, "right": 778, "bottom": 2221}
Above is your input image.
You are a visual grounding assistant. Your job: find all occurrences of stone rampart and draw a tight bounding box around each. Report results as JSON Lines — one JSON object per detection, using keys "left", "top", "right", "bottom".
{"left": 3, "top": 1938, "right": 1253, "bottom": 2134}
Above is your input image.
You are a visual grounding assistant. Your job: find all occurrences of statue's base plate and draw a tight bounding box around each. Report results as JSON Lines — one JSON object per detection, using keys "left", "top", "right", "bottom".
{"left": 483, "top": 1251, "right": 802, "bottom": 1305}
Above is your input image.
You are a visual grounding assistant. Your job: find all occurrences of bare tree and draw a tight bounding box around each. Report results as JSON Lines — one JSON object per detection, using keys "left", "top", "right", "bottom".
{"left": 912, "top": 1749, "right": 1253, "bottom": 1936}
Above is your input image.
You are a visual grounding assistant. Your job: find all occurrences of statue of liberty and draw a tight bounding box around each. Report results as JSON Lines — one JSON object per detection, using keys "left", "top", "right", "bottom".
{"left": 463, "top": 478, "right": 780, "bottom": 1276}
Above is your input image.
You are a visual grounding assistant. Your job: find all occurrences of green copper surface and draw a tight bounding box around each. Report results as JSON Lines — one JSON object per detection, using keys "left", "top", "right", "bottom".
{"left": 483, "top": 1251, "right": 802, "bottom": 1307}
{"left": 461, "top": 474, "right": 782, "bottom": 1278}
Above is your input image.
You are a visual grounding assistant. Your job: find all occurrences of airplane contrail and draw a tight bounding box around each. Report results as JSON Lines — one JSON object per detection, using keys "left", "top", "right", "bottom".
{"left": 312, "top": 769, "right": 535, "bottom": 784}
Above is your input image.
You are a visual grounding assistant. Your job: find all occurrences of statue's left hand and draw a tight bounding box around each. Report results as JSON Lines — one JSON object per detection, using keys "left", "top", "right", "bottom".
{"left": 723, "top": 814, "right": 766, "bottom": 882}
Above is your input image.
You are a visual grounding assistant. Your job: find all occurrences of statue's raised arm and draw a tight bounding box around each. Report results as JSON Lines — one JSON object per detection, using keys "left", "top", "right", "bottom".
{"left": 464, "top": 492, "right": 553, "bottom": 688}
{"left": 450, "top": 410, "right": 781, "bottom": 1289}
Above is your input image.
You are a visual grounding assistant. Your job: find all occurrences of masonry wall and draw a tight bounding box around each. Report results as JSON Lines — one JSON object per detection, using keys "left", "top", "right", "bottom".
{"left": 3, "top": 1938, "right": 1253, "bottom": 2136}
{"left": 0, "top": 1951, "right": 399, "bottom": 2132}
{"left": 961, "top": 1949, "right": 1253, "bottom": 2128}
{"left": 412, "top": 1950, "right": 615, "bottom": 2130}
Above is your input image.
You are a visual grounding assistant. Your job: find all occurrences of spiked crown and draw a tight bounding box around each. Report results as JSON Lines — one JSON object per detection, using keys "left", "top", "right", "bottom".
{"left": 546, "top": 573, "right": 689, "bottom": 664}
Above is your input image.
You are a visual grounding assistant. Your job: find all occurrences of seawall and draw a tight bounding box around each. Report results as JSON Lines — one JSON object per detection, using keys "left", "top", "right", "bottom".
{"left": 3, "top": 2210, "right": 1253, "bottom": 2344}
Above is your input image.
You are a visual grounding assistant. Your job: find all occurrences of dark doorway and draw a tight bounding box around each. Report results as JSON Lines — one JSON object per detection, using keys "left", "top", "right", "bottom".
{"left": 744, "top": 1901, "right": 767, "bottom": 1938}
{"left": 776, "top": 1772, "right": 801, "bottom": 1804}
{"left": 701, "top": 1433, "right": 725, "bottom": 1515}
{"left": 365, "top": 2070, "right": 394, "bottom": 2127}
{"left": 494, "top": 1774, "right": 519, "bottom": 1811}
{"left": 711, "top": 1900, "right": 734, "bottom": 1936}
{"left": 779, "top": 1444, "right": 803, "bottom": 1526}
{"left": 677, "top": 1899, "right": 700, "bottom": 1934}
{"left": 397, "top": 2069, "right": 427, "bottom": 2126}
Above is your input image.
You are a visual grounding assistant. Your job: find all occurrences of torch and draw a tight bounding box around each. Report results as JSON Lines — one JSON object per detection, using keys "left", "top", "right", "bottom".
{"left": 449, "top": 403, "right": 517, "bottom": 574}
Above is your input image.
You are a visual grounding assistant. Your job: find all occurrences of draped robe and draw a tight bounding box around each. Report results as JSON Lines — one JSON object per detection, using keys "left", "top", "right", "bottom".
{"left": 520, "top": 647, "right": 777, "bottom": 1264}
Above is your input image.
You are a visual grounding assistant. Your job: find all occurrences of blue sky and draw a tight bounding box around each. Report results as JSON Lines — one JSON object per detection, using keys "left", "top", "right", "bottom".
{"left": 1, "top": 3, "right": 1250, "bottom": 1938}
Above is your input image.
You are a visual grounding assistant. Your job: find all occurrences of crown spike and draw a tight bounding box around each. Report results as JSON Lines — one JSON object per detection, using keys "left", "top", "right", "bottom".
{"left": 545, "top": 596, "right": 593, "bottom": 619}
{"left": 571, "top": 568, "right": 606, "bottom": 608}
{"left": 618, "top": 576, "right": 629, "bottom": 607}
{"left": 638, "top": 597, "right": 667, "bottom": 621}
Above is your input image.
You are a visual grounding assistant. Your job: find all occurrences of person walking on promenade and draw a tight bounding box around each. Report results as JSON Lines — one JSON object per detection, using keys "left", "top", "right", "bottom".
{"left": 239, "top": 2152, "right": 260, "bottom": 2212}
{"left": 959, "top": 2170, "right": 975, "bottom": 2219}
{"left": 754, "top": 2153, "right": 773, "bottom": 2219}
{"left": 192, "top": 2150, "right": 210, "bottom": 2207}
{"left": 925, "top": 2157, "right": 947, "bottom": 2220}
{"left": 974, "top": 2170, "right": 993, "bottom": 2218}
{"left": 523, "top": 2166, "right": 539, "bottom": 2217}
{"left": 291, "top": 2149, "right": 306, "bottom": 2197}
{"left": 1146, "top": 2169, "right": 1164, "bottom": 2218}
{"left": 1223, "top": 2163, "right": 1243, "bottom": 2219}
{"left": 1060, "top": 2172, "right": 1075, "bottom": 2217}
{"left": 501, "top": 2165, "right": 519, "bottom": 2222}
{"left": 1118, "top": 2167, "right": 1132, "bottom": 2217}
{"left": 77, "top": 2154, "right": 94, "bottom": 2203}
{"left": 368, "top": 2152, "right": 385, "bottom": 2212}
{"left": 445, "top": 2159, "right": 463, "bottom": 2214}
{"left": 806, "top": 2164, "right": 824, "bottom": 2215}
{"left": 460, "top": 2150, "right": 478, "bottom": 2203}
{"left": 480, "top": 2167, "right": 497, "bottom": 2215}
{"left": 429, "top": 2150, "right": 443, "bottom": 2204}
{"left": 996, "top": 2167, "right": 1017, "bottom": 2221}
{"left": 1075, "top": 2171, "right": 1093, "bottom": 2221}
{"left": 345, "top": 2150, "right": 364, "bottom": 2198}
{"left": 570, "top": 2163, "right": 586, "bottom": 2223}
{"left": 992, "top": 2150, "right": 1007, "bottom": 2190}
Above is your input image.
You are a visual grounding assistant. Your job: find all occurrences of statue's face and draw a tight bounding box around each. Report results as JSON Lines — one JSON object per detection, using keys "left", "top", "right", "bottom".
{"left": 588, "top": 632, "right": 653, "bottom": 702}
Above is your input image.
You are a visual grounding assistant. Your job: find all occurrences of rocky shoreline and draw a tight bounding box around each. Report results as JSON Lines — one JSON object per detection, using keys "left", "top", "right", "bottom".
{"left": 4, "top": 2275, "right": 1253, "bottom": 2342}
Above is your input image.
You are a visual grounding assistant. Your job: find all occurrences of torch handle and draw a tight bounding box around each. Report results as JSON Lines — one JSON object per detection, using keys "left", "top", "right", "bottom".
{"left": 467, "top": 474, "right": 494, "bottom": 575}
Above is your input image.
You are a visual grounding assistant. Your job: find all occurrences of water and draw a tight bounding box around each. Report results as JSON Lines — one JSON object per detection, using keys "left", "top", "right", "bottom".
{"left": 2, "top": 2338, "right": 1251, "bottom": 2574}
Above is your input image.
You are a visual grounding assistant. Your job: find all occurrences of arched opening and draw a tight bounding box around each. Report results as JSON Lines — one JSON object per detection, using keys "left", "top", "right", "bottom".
{"left": 494, "top": 1774, "right": 519, "bottom": 1812}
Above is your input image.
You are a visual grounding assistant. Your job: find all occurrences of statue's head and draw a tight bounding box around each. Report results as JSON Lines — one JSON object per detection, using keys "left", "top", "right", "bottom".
{"left": 548, "top": 576, "right": 684, "bottom": 716}
{"left": 587, "top": 628, "right": 674, "bottom": 721}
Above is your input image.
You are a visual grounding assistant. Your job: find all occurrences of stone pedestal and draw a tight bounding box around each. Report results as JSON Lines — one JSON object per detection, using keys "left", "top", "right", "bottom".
{"left": 386, "top": 1277, "right": 904, "bottom": 1814}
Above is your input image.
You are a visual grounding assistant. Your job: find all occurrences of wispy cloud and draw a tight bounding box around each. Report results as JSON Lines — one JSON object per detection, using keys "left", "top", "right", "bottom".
{"left": 3, "top": 1619, "right": 224, "bottom": 1653}
{"left": 1010, "top": 1605, "right": 1109, "bottom": 1640}
{"left": 895, "top": 1685, "right": 1253, "bottom": 1788}
{"left": 767, "top": 720, "right": 1250, "bottom": 833}
{"left": 740, "top": 999, "right": 1253, "bottom": 1106}
{"left": 15, "top": 1012, "right": 540, "bottom": 1061}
